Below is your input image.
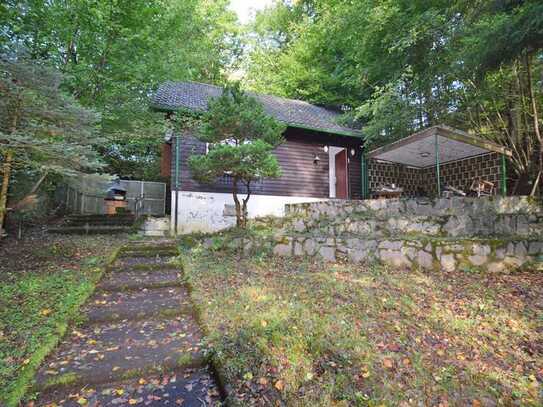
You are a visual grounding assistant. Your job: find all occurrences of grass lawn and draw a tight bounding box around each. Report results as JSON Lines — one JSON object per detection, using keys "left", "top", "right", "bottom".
{"left": 181, "top": 238, "right": 542, "bottom": 406}
{"left": 0, "top": 232, "right": 123, "bottom": 405}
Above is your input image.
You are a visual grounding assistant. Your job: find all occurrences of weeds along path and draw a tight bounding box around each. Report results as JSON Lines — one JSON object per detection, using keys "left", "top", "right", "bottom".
{"left": 33, "top": 240, "right": 223, "bottom": 406}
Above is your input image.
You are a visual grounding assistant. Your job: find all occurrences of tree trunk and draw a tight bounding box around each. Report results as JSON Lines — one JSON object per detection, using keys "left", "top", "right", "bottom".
{"left": 11, "top": 171, "right": 48, "bottom": 211}
{"left": 0, "top": 150, "right": 13, "bottom": 236}
{"left": 241, "top": 181, "right": 252, "bottom": 229}
{"left": 232, "top": 178, "right": 242, "bottom": 228}
{"left": 525, "top": 52, "right": 542, "bottom": 196}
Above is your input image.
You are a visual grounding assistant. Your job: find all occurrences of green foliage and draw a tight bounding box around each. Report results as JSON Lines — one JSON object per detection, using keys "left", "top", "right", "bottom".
{"left": 0, "top": 57, "right": 104, "bottom": 176}
{"left": 1, "top": 0, "right": 241, "bottom": 180}
{"left": 244, "top": 0, "right": 543, "bottom": 190}
{"left": 188, "top": 83, "right": 285, "bottom": 227}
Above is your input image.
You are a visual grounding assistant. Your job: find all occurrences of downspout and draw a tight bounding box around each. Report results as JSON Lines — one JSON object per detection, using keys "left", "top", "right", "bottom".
{"left": 174, "top": 134, "right": 180, "bottom": 235}
{"left": 435, "top": 133, "right": 441, "bottom": 197}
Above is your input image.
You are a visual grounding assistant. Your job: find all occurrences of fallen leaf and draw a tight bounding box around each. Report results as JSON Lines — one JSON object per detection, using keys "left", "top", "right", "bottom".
{"left": 40, "top": 308, "right": 52, "bottom": 316}
{"left": 472, "top": 400, "right": 481, "bottom": 407}
{"left": 77, "top": 398, "right": 87, "bottom": 405}
{"left": 138, "top": 378, "right": 146, "bottom": 385}
{"left": 274, "top": 380, "right": 285, "bottom": 391}
{"left": 261, "top": 320, "right": 268, "bottom": 327}
{"left": 128, "top": 399, "right": 138, "bottom": 405}
{"left": 383, "top": 358, "right": 394, "bottom": 369}
{"left": 258, "top": 377, "right": 268, "bottom": 385}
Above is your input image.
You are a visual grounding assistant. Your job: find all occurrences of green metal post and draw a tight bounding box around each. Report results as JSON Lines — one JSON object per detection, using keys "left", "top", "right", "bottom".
{"left": 435, "top": 134, "right": 441, "bottom": 197}
{"left": 501, "top": 154, "right": 507, "bottom": 196}
{"left": 360, "top": 150, "right": 367, "bottom": 199}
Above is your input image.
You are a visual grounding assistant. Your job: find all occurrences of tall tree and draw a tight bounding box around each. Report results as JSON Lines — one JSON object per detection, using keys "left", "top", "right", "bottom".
{"left": 188, "top": 83, "right": 285, "bottom": 228}
{"left": 0, "top": 56, "right": 103, "bottom": 235}
{"left": 244, "top": 0, "right": 543, "bottom": 191}
{"left": 1, "top": 0, "right": 241, "bottom": 180}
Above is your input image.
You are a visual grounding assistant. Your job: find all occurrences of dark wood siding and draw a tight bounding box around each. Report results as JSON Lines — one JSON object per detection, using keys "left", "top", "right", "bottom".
{"left": 160, "top": 143, "right": 172, "bottom": 177}
{"left": 171, "top": 127, "right": 363, "bottom": 199}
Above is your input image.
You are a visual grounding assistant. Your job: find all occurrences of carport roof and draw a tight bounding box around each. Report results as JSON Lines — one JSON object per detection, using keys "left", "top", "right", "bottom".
{"left": 367, "top": 125, "right": 512, "bottom": 168}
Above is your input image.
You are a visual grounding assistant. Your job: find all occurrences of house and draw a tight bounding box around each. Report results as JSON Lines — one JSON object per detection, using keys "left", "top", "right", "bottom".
{"left": 151, "top": 81, "right": 364, "bottom": 234}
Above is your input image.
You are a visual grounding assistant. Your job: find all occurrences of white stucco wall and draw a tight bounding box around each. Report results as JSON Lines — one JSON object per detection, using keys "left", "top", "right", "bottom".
{"left": 171, "top": 191, "right": 327, "bottom": 234}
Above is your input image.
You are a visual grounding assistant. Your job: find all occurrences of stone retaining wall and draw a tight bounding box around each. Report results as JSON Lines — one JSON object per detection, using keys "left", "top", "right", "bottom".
{"left": 275, "top": 197, "right": 543, "bottom": 271}
{"left": 273, "top": 235, "right": 543, "bottom": 272}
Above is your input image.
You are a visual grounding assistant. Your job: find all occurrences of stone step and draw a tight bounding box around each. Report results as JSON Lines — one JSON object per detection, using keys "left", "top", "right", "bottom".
{"left": 109, "top": 255, "right": 178, "bottom": 272}
{"left": 35, "top": 317, "right": 205, "bottom": 392}
{"left": 98, "top": 269, "right": 184, "bottom": 291}
{"left": 36, "top": 367, "right": 222, "bottom": 406}
{"left": 118, "top": 249, "right": 179, "bottom": 258}
{"left": 84, "top": 286, "right": 192, "bottom": 323}
{"left": 109, "top": 263, "right": 181, "bottom": 274}
{"left": 48, "top": 226, "right": 133, "bottom": 235}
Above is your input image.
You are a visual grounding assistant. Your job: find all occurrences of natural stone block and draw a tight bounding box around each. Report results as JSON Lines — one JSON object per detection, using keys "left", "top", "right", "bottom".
{"left": 487, "top": 262, "right": 506, "bottom": 273}
{"left": 379, "top": 240, "right": 402, "bottom": 251}
{"left": 515, "top": 242, "right": 527, "bottom": 259}
{"left": 380, "top": 250, "right": 411, "bottom": 268}
{"left": 472, "top": 244, "right": 491, "bottom": 256}
{"left": 293, "top": 241, "right": 304, "bottom": 256}
{"left": 273, "top": 243, "right": 291, "bottom": 256}
{"left": 528, "top": 241, "right": 543, "bottom": 255}
{"left": 319, "top": 246, "right": 336, "bottom": 262}
{"left": 468, "top": 254, "right": 488, "bottom": 267}
{"left": 292, "top": 219, "right": 306, "bottom": 233}
{"left": 441, "top": 254, "right": 456, "bottom": 272}
{"left": 348, "top": 249, "right": 367, "bottom": 263}
{"left": 303, "top": 239, "right": 317, "bottom": 256}
{"left": 417, "top": 250, "right": 434, "bottom": 270}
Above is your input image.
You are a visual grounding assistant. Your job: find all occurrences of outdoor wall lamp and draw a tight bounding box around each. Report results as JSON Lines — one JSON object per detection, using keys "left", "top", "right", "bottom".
{"left": 350, "top": 148, "right": 356, "bottom": 156}
{"left": 323, "top": 145, "right": 329, "bottom": 153}
{"left": 313, "top": 155, "right": 321, "bottom": 165}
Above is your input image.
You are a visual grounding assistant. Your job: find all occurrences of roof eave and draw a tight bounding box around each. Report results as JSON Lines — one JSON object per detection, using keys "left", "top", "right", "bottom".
{"left": 368, "top": 125, "right": 512, "bottom": 159}
{"left": 150, "top": 104, "right": 363, "bottom": 139}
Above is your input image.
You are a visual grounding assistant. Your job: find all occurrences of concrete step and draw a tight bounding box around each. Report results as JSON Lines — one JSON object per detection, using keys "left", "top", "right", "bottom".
{"left": 98, "top": 269, "right": 183, "bottom": 291}
{"left": 36, "top": 367, "right": 222, "bottom": 406}
{"left": 48, "top": 226, "right": 133, "bottom": 235}
{"left": 84, "top": 286, "right": 193, "bottom": 323}
{"left": 35, "top": 317, "right": 205, "bottom": 392}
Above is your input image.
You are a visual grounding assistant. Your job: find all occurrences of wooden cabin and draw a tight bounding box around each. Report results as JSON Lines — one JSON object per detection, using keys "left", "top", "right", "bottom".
{"left": 151, "top": 81, "right": 363, "bottom": 234}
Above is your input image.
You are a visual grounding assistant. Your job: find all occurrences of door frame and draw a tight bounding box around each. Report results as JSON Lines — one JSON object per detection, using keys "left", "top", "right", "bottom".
{"left": 328, "top": 146, "right": 349, "bottom": 199}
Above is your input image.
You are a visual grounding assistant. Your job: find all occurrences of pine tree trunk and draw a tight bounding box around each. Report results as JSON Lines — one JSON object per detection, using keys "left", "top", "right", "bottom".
{"left": 0, "top": 150, "right": 13, "bottom": 236}
{"left": 232, "top": 178, "right": 242, "bottom": 228}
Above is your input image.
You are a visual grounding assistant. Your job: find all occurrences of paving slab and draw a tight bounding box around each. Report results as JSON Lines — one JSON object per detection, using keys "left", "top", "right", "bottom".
{"left": 37, "top": 367, "right": 222, "bottom": 406}
{"left": 85, "top": 286, "right": 192, "bottom": 323}
{"left": 35, "top": 318, "right": 204, "bottom": 390}
{"left": 33, "top": 240, "right": 223, "bottom": 405}
{"left": 112, "top": 256, "right": 177, "bottom": 269}
{"left": 98, "top": 269, "right": 183, "bottom": 291}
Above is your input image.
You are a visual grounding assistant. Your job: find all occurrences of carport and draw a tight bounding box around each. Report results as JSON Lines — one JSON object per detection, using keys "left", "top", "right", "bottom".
{"left": 361, "top": 125, "right": 512, "bottom": 198}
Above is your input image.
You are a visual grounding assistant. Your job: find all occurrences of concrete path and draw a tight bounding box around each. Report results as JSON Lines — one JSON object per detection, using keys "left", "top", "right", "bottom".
{"left": 34, "top": 241, "right": 222, "bottom": 406}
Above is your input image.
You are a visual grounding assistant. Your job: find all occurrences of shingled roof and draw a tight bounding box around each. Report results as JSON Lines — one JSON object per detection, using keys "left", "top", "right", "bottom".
{"left": 151, "top": 81, "right": 362, "bottom": 137}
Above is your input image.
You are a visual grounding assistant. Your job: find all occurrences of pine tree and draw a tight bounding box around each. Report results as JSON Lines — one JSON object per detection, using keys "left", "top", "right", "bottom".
{"left": 188, "top": 83, "right": 285, "bottom": 228}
